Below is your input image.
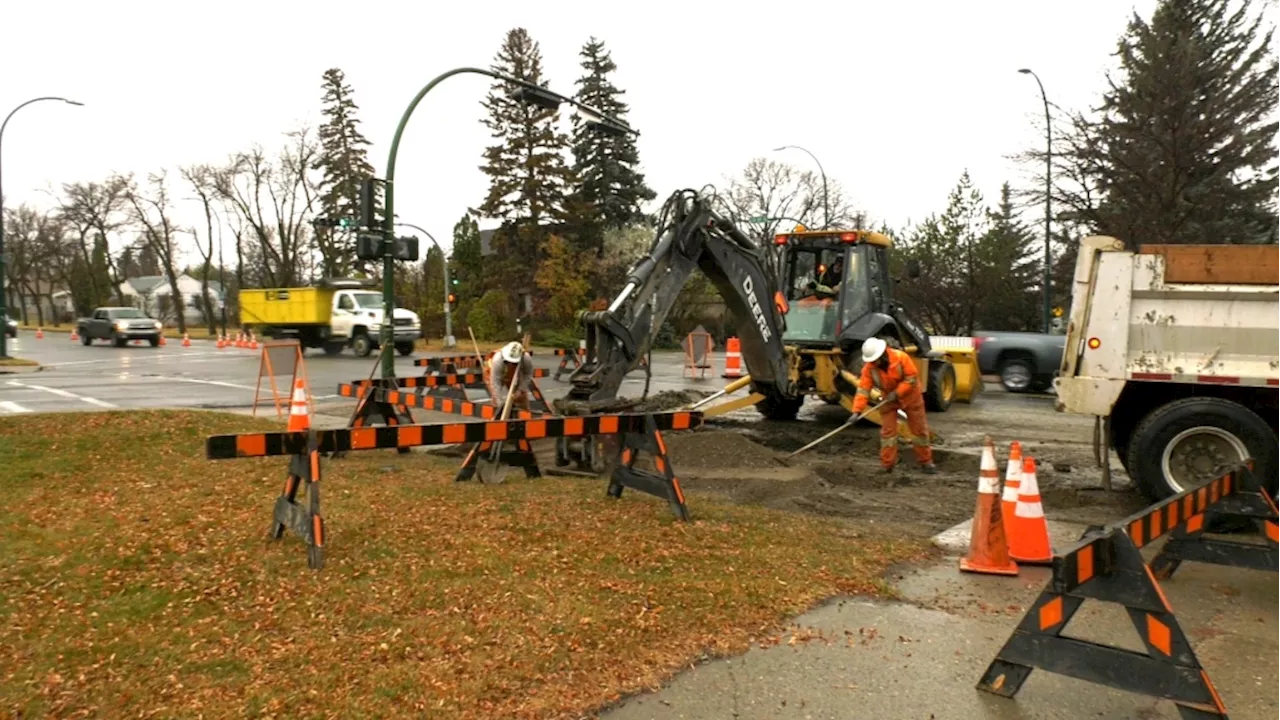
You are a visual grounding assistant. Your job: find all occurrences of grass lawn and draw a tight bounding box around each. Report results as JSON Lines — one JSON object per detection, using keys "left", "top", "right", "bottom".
{"left": 0, "top": 411, "right": 930, "bottom": 719}
{"left": 0, "top": 357, "right": 38, "bottom": 367}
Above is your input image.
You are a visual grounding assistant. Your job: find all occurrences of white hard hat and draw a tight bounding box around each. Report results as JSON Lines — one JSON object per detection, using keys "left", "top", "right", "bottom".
{"left": 861, "top": 337, "right": 888, "bottom": 363}
{"left": 500, "top": 341, "right": 524, "bottom": 363}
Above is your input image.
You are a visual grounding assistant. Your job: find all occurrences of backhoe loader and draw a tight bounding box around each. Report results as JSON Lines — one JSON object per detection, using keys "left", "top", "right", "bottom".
{"left": 556, "top": 188, "right": 981, "bottom": 467}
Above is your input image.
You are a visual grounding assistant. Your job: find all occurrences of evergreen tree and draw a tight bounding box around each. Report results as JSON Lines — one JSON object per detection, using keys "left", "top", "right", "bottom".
{"left": 568, "top": 37, "right": 656, "bottom": 257}
{"left": 448, "top": 213, "right": 485, "bottom": 299}
{"left": 477, "top": 28, "right": 575, "bottom": 294}
{"left": 1094, "top": 0, "right": 1277, "bottom": 245}
{"left": 975, "top": 183, "right": 1042, "bottom": 331}
{"left": 315, "top": 67, "right": 377, "bottom": 275}
{"left": 937, "top": 171, "right": 988, "bottom": 335}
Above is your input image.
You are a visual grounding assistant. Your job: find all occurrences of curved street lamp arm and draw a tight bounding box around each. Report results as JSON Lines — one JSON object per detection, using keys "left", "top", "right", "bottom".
{"left": 773, "top": 145, "right": 831, "bottom": 229}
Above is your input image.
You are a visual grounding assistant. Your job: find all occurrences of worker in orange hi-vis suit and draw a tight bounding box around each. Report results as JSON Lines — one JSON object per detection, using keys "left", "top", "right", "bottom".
{"left": 849, "top": 337, "right": 937, "bottom": 474}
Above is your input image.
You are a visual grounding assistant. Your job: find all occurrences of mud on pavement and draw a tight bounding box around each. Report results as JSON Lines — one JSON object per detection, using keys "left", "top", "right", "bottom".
{"left": 647, "top": 395, "right": 1153, "bottom": 542}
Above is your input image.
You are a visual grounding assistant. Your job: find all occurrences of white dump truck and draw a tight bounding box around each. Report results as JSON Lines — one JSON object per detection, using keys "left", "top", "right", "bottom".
{"left": 1055, "top": 237, "right": 1278, "bottom": 501}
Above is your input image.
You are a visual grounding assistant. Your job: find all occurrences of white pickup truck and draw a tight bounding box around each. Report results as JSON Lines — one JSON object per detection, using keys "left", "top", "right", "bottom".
{"left": 1055, "top": 236, "right": 1278, "bottom": 501}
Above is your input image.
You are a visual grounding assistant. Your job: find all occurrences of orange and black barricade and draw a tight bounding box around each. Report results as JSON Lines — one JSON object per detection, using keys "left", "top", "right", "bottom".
{"left": 553, "top": 347, "right": 583, "bottom": 380}
{"left": 977, "top": 464, "right": 1277, "bottom": 719}
{"left": 270, "top": 428, "right": 326, "bottom": 569}
{"left": 206, "top": 410, "right": 705, "bottom": 569}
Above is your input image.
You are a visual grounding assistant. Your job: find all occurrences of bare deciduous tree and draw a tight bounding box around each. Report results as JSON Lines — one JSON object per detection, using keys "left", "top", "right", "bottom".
{"left": 123, "top": 172, "right": 187, "bottom": 332}
{"left": 181, "top": 164, "right": 224, "bottom": 335}
{"left": 212, "top": 129, "right": 321, "bottom": 288}
{"left": 58, "top": 177, "right": 132, "bottom": 305}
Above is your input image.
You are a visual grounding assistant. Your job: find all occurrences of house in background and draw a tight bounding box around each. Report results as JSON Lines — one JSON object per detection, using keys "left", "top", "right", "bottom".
{"left": 119, "top": 274, "right": 224, "bottom": 326}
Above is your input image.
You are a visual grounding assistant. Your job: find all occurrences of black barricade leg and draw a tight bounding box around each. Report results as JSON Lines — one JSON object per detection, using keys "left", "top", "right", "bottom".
{"left": 1150, "top": 471, "right": 1280, "bottom": 580}
{"left": 456, "top": 442, "right": 489, "bottom": 482}
{"left": 528, "top": 379, "right": 555, "bottom": 415}
{"left": 270, "top": 437, "right": 326, "bottom": 570}
{"left": 977, "top": 529, "right": 1228, "bottom": 719}
{"left": 354, "top": 380, "right": 414, "bottom": 455}
{"left": 606, "top": 414, "right": 690, "bottom": 521}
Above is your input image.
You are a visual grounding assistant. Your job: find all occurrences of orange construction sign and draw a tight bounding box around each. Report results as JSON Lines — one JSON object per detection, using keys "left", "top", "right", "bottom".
{"left": 252, "top": 339, "right": 311, "bottom": 419}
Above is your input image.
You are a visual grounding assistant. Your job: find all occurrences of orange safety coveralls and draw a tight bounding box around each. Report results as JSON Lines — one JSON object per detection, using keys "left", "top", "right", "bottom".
{"left": 849, "top": 347, "right": 933, "bottom": 469}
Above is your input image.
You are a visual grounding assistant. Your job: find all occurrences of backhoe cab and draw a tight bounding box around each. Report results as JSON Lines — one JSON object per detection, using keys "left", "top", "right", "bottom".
{"left": 754, "top": 226, "right": 975, "bottom": 422}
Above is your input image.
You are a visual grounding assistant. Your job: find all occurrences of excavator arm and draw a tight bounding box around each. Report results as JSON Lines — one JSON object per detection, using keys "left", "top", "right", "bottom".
{"left": 566, "top": 189, "right": 791, "bottom": 405}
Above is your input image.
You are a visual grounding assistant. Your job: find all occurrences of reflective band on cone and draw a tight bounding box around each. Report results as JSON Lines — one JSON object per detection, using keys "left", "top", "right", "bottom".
{"left": 287, "top": 378, "right": 311, "bottom": 432}
{"left": 960, "top": 436, "right": 1019, "bottom": 576}
{"left": 1008, "top": 456, "right": 1053, "bottom": 564}
{"left": 722, "top": 336, "right": 743, "bottom": 378}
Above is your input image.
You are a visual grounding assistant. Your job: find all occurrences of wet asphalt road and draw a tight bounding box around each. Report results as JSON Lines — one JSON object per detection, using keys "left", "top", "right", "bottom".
{"left": 0, "top": 328, "right": 1048, "bottom": 417}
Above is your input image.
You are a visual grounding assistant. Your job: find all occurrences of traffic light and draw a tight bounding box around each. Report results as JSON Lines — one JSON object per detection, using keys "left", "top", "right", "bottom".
{"left": 359, "top": 177, "right": 377, "bottom": 230}
{"left": 447, "top": 292, "right": 457, "bottom": 304}
{"left": 356, "top": 232, "right": 382, "bottom": 261}
{"left": 390, "top": 235, "right": 419, "bottom": 262}
{"left": 339, "top": 216, "right": 353, "bottom": 229}
{"left": 451, "top": 278, "right": 459, "bottom": 286}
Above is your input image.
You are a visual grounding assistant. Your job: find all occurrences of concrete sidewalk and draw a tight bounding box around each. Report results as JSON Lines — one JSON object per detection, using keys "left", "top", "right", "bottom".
{"left": 601, "top": 520, "right": 1279, "bottom": 720}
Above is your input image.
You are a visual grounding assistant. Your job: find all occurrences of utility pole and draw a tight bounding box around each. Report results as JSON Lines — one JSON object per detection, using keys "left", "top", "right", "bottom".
{"left": 395, "top": 221, "right": 454, "bottom": 348}
{"left": 0, "top": 96, "right": 83, "bottom": 358}
{"left": 1019, "top": 68, "right": 1053, "bottom": 334}
{"left": 773, "top": 145, "right": 830, "bottom": 230}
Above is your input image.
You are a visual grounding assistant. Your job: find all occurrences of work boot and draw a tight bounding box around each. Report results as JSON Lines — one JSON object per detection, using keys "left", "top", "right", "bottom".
{"left": 919, "top": 462, "right": 938, "bottom": 475}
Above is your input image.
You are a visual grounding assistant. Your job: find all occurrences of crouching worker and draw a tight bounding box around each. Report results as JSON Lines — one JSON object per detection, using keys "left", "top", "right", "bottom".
{"left": 487, "top": 341, "right": 534, "bottom": 412}
{"left": 850, "top": 337, "right": 936, "bottom": 474}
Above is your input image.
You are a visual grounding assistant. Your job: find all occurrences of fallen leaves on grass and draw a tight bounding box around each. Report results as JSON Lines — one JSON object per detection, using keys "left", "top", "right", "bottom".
{"left": 0, "top": 410, "right": 930, "bottom": 719}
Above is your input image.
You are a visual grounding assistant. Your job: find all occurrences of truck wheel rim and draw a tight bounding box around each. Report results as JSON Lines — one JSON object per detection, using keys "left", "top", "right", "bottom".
{"left": 942, "top": 373, "right": 955, "bottom": 402}
{"left": 1160, "top": 426, "right": 1249, "bottom": 494}
{"left": 1002, "top": 364, "right": 1031, "bottom": 390}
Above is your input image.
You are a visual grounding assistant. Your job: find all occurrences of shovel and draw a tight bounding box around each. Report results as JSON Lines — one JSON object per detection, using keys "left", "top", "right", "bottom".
{"left": 782, "top": 398, "right": 891, "bottom": 461}
{"left": 476, "top": 361, "right": 521, "bottom": 484}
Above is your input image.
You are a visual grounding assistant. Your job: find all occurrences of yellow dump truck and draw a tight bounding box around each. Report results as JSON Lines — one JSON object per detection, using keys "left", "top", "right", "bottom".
{"left": 239, "top": 278, "right": 422, "bottom": 357}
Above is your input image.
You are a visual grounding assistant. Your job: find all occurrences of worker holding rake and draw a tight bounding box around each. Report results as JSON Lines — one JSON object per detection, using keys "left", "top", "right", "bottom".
{"left": 851, "top": 337, "right": 937, "bottom": 474}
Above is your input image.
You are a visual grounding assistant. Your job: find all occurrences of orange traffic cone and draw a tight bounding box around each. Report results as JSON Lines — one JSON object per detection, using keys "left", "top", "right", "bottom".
{"left": 216, "top": 335, "right": 225, "bottom": 349}
{"left": 722, "top": 336, "right": 743, "bottom": 378}
{"left": 1001, "top": 441, "right": 1023, "bottom": 530}
{"left": 159, "top": 334, "right": 167, "bottom": 346}
{"left": 249, "top": 333, "right": 259, "bottom": 350}
{"left": 35, "top": 327, "right": 44, "bottom": 339}
{"left": 70, "top": 328, "right": 79, "bottom": 342}
{"left": 181, "top": 332, "right": 191, "bottom": 348}
{"left": 959, "top": 436, "right": 1019, "bottom": 576}
{"left": 1008, "top": 456, "right": 1054, "bottom": 565}
{"left": 287, "top": 378, "right": 311, "bottom": 432}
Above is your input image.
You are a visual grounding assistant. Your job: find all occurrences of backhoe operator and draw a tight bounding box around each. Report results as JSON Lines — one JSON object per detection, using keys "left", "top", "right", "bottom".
{"left": 487, "top": 341, "right": 534, "bottom": 412}
{"left": 810, "top": 256, "right": 844, "bottom": 299}
{"left": 849, "top": 337, "right": 937, "bottom": 474}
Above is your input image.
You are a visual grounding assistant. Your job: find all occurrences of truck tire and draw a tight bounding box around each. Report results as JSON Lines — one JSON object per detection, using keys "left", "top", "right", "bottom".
{"left": 352, "top": 333, "right": 373, "bottom": 357}
{"left": 925, "top": 361, "right": 956, "bottom": 412}
{"left": 999, "top": 358, "right": 1034, "bottom": 393}
{"left": 1125, "top": 396, "right": 1277, "bottom": 502}
{"left": 395, "top": 342, "right": 415, "bottom": 357}
{"left": 756, "top": 389, "right": 804, "bottom": 421}
{"left": 148, "top": 336, "right": 160, "bottom": 347}
{"left": 322, "top": 341, "right": 345, "bottom": 356}
{"left": 81, "top": 332, "right": 91, "bottom": 346}
{"left": 114, "top": 336, "right": 128, "bottom": 348}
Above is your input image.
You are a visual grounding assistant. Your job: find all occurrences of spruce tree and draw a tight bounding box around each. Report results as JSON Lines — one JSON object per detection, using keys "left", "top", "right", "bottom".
{"left": 477, "top": 27, "right": 575, "bottom": 296}
{"left": 975, "top": 183, "right": 1042, "bottom": 330}
{"left": 448, "top": 213, "right": 485, "bottom": 299}
{"left": 568, "top": 37, "right": 656, "bottom": 257}
{"left": 315, "top": 67, "right": 377, "bottom": 276}
{"left": 1095, "top": 0, "right": 1277, "bottom": 245}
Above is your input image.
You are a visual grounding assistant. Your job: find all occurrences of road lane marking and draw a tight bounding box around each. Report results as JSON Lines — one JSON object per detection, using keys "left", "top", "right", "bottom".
{"left": 42, "top": 351, "right": 230, "bottom": 368}
{"left": 146, "top": 376, "right": 258, "bottom": 391}
{"left": 5, "top": 380, "right": 118, "bottom": 408}
{"left": 0, "top": 400, "right": 31, "bottom": 414}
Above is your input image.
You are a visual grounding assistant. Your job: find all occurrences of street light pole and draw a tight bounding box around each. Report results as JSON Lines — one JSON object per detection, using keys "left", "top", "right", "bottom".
{"left": 773, "top": 145, "right": 830, "bottom": 230}
{"left": 379, "top": 67, "right": 636, "bottom": 379}
{"left": 1019, "top": 68, "right": 1053, "bottom": 334}
{"left": 0, "top": 96, "right": 83, "bottom": 358}
{"left": 394, "top": 221, "right": 454, "bottom": 348}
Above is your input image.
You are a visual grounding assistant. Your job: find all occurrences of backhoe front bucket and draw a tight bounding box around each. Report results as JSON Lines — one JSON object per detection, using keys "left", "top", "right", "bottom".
{"left": 941, "top": 349, "right": 983, "bottom": 403}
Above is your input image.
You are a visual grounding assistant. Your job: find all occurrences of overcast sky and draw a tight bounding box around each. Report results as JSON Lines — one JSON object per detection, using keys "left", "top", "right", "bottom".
{"left": 0, "top": 0, "right": 1235, "bottom": 268}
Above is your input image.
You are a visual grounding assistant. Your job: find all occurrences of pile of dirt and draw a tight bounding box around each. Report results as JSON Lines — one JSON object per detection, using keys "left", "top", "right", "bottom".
{"left": 552, "top": 389, "right": 715, "bottom": 416}
{"left": 664, "top": 430, "right": 785, "bottom": 470}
